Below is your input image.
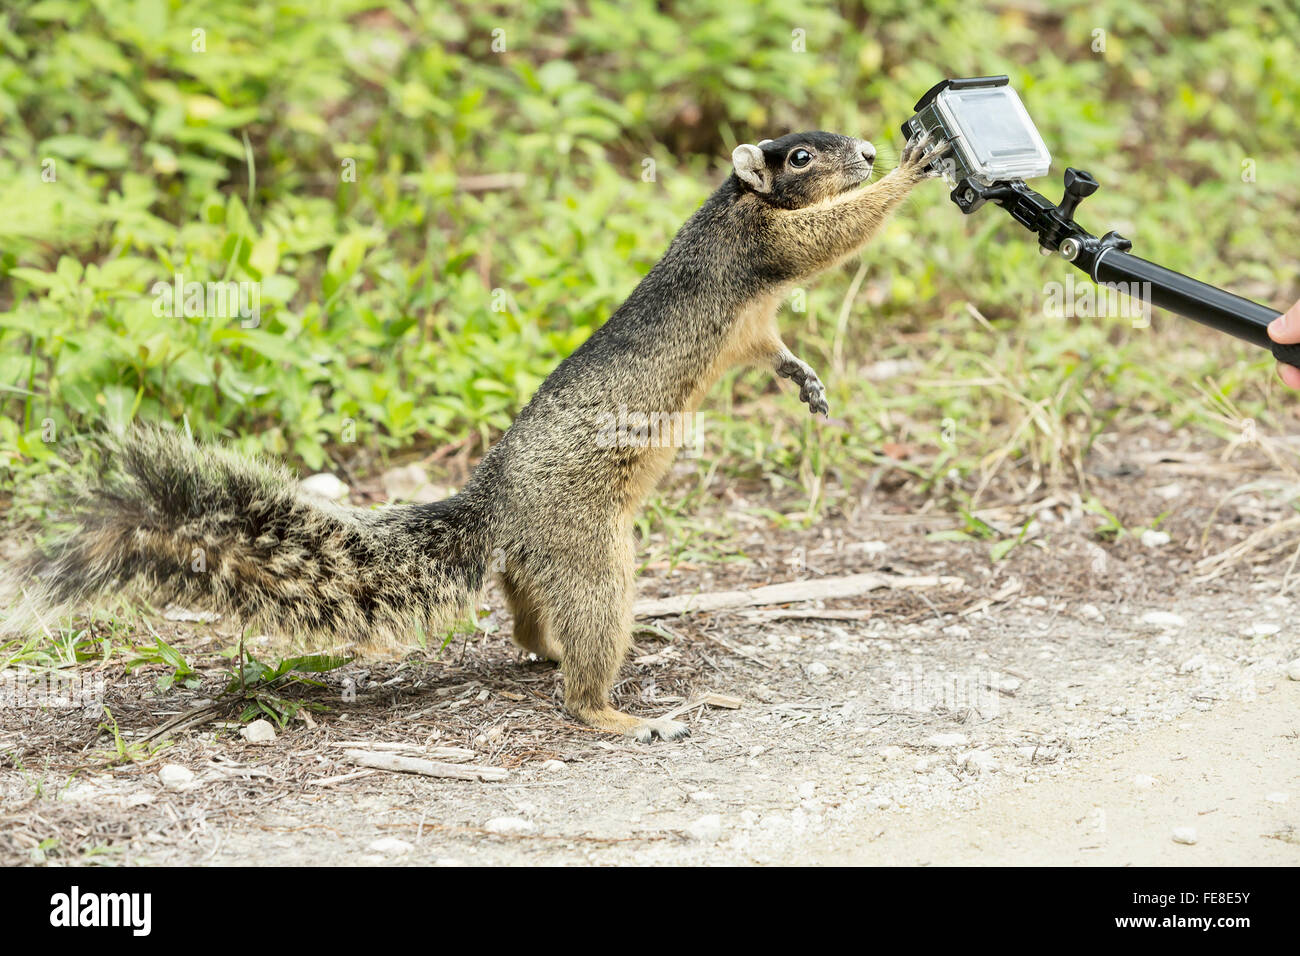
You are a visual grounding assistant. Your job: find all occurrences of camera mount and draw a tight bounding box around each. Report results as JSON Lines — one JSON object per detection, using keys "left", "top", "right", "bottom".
{"left": 903, "top": 76, "right": 1300, "bottom": 367}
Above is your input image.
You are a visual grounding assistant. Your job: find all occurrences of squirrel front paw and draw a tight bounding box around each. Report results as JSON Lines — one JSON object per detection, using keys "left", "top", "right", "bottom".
{"left": 776, "top": 355, "right": 829, "bottom": 416}
{"left": 898, "top": 130, "right": 952, "bottom": 181}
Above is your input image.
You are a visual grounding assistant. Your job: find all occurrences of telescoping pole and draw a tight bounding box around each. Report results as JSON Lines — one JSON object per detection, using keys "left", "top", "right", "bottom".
{"left": 1089, "top": 249, "right": 1300, "bottom": 366}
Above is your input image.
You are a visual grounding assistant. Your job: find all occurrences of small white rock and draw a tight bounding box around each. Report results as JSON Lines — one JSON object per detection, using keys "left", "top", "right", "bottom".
{"left": 1243, "top": 622, "right": 1282, "bottom": 638}
{"left": 539, "top": 759, "right": 566, "bottom": 773}
{"left": 1140, "top": 529, "right": 1171, "bottom": 548}
{"left": 962, "top": 750, "right": 999, "bottom": 774}
{"left": 1142, "top": 611, "right": 1186, "bottom": 629}
{"left": 992, "top": 675, "right": 1022, "bottom": 694}
{"left": 876, "top": 745, "right": 905, "bottom": 761}
{"left": 484, "top": 817, "right": 534, "bottom": 835}
{"left": 689, "top": 790, "right": 717, "bottom": 802}
{"left": 797, "top": 781, "right": 816, "bottom": 799}
{"left": 1287, "top": 660, "right": 1300, "bottom": 681}
{"left": 380, "top": 463, "right": 444, "bottom": 504}
{"left": 807, "top": 662, "right": 830, "bottom": 677}
{"left": 924, "top": 732, "right": 968, "bottom": 748}
{"left": 299, "top": 472, "right": 349, "bottom": 501}
{"left": 1172, "top": 827, "right": 1198, "bottom": 845}
{"left": 1078, "top": 604, "right": 1103, "bottom": 621}
{"left": 1178, "top": 655, "right": 1206, "bottom": 674}
{"left": 240, "top": 719, "right": 277, "bottom": 744}
{"left": 686, "top": 814, "right": 723, "bottom": 842}
{"left": 942, "top": 624, "right": 971, "bottom": 639}
{"left": 368, "top": 837, "right": 413, "bottom": 856}
{"left": 158, "top": 764, "right": 194, "bottom": 791}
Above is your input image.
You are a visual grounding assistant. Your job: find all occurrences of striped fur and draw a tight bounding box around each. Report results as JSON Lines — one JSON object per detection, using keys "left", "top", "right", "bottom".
{"left": 4, "top": 428, "right": 491, "bottom": 653}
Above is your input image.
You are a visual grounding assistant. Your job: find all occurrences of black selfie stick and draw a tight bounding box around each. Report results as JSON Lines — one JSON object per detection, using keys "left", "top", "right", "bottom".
{"left": 907, "top": 77, "right": 1300, "bottom": 367}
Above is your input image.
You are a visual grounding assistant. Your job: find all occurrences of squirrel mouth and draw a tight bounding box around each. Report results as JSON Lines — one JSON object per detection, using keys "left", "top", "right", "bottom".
{"left": 841, "top": 161, "right": 874, "bottom": 189}
{"left": 840, "top": 169, "right": 873, "bottom": 192}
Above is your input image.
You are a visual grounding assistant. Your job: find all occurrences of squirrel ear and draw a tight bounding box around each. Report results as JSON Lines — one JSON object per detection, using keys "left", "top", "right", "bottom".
{"left": 732, "top": 144, "right": 771, "bottom": 193}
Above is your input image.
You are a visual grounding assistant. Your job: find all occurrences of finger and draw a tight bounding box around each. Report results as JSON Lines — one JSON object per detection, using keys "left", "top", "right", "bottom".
{"left": 1278, "top": 362, "right": 1300, "bottom": 390}
{"left": 1268, "top": 299, "right": 1300, "bottom": 346}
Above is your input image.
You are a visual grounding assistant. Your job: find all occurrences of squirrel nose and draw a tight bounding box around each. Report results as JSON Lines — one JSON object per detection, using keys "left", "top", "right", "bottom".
{"left": 856, "top": 139, "right": 876, "bottom": 164}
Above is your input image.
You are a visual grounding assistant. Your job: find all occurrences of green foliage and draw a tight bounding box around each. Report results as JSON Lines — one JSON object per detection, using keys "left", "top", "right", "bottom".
{"left": 95, "top": 706, "right": 170, "bottom": 765}
{"left": 125, "top": 632, "right": 201, "bottom": 691}
{"left": 224, "top": 652, "right": 352, "bottom": 727}
{"left": 1, "top": 0, "right": 1298, "bottom": 505}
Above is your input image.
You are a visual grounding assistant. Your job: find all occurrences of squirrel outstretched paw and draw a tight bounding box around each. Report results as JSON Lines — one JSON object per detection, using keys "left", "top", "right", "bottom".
{"left": 899, "top": 130, "right": 952, "bottom": 179}
{"left": 776, "top": 354, "right": 829, "bottom": 416}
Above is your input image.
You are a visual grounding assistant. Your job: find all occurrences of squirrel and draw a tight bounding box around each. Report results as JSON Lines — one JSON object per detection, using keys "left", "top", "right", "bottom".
{"left": 6, "top": 129, "right": 949, "bottom": 742}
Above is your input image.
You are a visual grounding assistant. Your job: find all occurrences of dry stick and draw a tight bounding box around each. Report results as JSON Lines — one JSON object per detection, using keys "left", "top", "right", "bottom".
{"left": 326, "top": 742, "right": 477, "bottom": 761}
{"left": 633, "top": 572, "right": 962, "bottom": 619}
{"left": 1195, "top": 514, "right": 1300, "bottom": 581}
{"left": 958, "top": 578, "right": 1023, "bottom": 619}
{"left": 306, "top": 768, "right": 377, "bottom": 788}
{"left": 343, "top": 749, "right": 508, "bottom": 782}
{"left": 737, "top": 608, "right": 874, "bottom": 623}
{"left": 694, "top": 630, "right": 771, "bottom": 669}
{"left": 138, "top": 700, "right": 229, "bottom": 745}
{"left": 660, "top": 693, "right": 743, "bottom": 721}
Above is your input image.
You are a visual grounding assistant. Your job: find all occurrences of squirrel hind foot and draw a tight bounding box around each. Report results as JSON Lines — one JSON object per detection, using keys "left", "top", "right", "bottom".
{"left": 571, "top": 705, "right": 690, "bottom": 743}
{"left": 631, "top": 716, "right": 691, "bottom": 743}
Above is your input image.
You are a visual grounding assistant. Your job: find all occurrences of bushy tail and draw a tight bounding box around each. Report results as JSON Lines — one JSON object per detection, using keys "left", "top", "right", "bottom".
{"left": 4, "top": 428, "right": 493, "bottom": 652}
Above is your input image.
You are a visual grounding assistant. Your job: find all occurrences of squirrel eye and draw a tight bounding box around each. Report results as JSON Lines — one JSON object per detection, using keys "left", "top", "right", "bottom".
{"left": 788, "top": 148, "right": 813, "bottom": 169}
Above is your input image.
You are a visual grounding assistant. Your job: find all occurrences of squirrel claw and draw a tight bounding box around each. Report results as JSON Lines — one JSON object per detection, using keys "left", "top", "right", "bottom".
{"left": 777, "top": 355, "right": 829, "bottom": 416}
{"left": 800, "top": 378, "right": 829, "bottom": 416}
{"left": 901, "top": 130, "right": 952, "bottom": 178}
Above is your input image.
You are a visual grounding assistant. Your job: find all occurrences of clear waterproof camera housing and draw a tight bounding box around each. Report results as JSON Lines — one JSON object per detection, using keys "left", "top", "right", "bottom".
{"left": 902, "top": 76, "right": 1051, "bottom": 185}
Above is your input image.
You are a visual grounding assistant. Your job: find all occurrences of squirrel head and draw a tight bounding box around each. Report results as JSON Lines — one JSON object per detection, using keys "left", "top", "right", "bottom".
{"left": 730, "top": 131, "right": 875, "bottom": 209}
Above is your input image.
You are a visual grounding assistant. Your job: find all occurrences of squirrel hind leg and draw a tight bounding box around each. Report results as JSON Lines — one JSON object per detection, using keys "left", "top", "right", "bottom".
{"left": 535, "top": 558, "right": 689, "bottom": 743}
{"left": 501, "top": 572, "right": 561, "bottom": 662}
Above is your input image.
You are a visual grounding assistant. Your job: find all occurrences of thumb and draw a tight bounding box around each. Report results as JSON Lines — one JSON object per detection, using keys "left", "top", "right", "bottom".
{"left": 1268, "top": 299, "right": 1300, "bottom": 345}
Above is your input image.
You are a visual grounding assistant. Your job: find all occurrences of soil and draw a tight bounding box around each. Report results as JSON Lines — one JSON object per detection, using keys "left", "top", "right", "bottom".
{"left": 2, "top": 432, "right": 1298, "bottom": 866}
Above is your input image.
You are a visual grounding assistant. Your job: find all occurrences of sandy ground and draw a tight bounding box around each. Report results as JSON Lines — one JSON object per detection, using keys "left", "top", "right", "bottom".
{"left": 2, "top": 437, "right": 1299, "bottom": 866}
{"left": 817, "top": 683, "right": 1299, "bottom": 865}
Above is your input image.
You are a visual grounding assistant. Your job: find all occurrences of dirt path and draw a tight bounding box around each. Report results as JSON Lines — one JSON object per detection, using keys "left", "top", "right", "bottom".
{"left": 814, "top": 682, "right": 1300, "bottom": 865}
